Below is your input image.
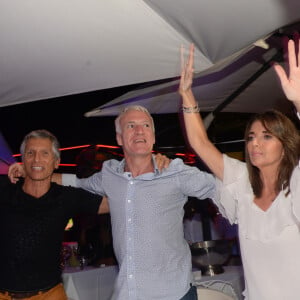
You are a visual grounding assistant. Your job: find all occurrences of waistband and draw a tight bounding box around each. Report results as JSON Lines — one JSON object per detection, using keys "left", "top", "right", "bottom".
{"left": 0, "top": 283, "right": 59, "bottom": 299}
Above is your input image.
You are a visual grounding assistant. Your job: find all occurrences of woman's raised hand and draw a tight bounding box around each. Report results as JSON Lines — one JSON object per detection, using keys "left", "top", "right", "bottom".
{"left": 274, "top": 38, "right": 300, "bottom": 110}
{"left": 179, "top": 44, "right": 195, "bottom": 95}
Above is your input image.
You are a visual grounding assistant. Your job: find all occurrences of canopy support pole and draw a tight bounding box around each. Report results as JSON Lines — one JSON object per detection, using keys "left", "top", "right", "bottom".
{"left": 203, "top": 50, "right": 283, "bottom": 129}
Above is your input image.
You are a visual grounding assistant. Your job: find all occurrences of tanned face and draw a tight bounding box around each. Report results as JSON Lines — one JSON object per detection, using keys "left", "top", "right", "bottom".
{"left": 23, "top": 137, "right": 60, "bottom": 182}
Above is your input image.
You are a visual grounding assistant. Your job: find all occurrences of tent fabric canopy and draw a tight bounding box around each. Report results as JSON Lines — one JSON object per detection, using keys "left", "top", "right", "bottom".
{"left": 85, "top": 30, "right": 297, "bottom": 117}
{"left": 1, "top": 0, "right": 300, "bottom": 112}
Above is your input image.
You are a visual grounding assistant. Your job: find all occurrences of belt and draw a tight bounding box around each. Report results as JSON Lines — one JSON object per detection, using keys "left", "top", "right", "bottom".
{"left": 0, "top": 286, "right": 53, "bottom": 299}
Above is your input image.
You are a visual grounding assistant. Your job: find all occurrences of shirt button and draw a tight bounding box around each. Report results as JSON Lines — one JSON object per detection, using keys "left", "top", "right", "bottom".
{"left": 128, "top": 199, "right": 131, "bottom": 203}
{"left": 129, "top": 181, "right": 133, "bottom": 184}
{"left": 129, "top": 274, "right": 133, "bottom": 279}
{"left": 128, "top": 218, "right": 132, "bottom": 223}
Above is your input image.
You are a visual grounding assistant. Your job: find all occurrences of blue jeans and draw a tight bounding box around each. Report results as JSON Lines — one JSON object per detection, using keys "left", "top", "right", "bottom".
{"left": 180, "top": 285, "right": 197, "bottom": 300}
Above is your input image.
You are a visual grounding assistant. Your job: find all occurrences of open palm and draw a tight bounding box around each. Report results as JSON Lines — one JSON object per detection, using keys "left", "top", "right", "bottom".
{"left": 179, "top": 44, "right": 194, "bottom": 95}
{"left": 274, "top": 39, "right": 300, "bottom": 106}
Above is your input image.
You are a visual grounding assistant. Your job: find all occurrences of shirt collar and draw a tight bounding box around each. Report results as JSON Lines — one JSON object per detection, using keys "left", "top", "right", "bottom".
{"left": 116, "top": 155, "right": 160, "bottom": 175}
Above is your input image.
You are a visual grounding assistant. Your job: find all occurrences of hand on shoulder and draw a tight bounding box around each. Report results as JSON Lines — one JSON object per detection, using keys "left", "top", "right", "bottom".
{"left": 8, "top": 162, "right": 25, "bottom": 184}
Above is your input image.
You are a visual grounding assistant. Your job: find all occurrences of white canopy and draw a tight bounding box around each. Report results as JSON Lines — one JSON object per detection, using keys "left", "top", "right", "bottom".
{"left": 85, "top": 36, "right": 292, "bottom": 118}
{"left": 1, "top": 0, "right": 300, "bottom": 113}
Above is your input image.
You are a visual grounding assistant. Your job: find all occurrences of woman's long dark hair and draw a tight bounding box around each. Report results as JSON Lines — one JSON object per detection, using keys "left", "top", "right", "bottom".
{"left": 244, "top": 110, "right": 300, "bottom": 197}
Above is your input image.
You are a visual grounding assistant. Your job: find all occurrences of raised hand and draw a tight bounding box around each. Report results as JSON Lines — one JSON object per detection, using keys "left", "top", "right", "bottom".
{"left": 178, "top": 42, "right": 224, "bottom": 180}
{"left": 274, "top": 39, "right": 300, "bottom": 110}
{"left": 179, "top": 44, "right": 195, "bottom": 95}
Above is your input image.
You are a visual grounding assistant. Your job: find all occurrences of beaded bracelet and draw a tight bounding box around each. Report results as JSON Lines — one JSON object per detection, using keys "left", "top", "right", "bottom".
{"left": 182, "top": 105, "right": 200, "bottom": 113}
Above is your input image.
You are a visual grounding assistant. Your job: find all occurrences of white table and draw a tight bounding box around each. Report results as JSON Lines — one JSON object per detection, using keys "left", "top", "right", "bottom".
{"left": 193, "top": 266, "right": 245, "bottom": 300}
{"left": 62, "top": 265, "right": 244, "bottom": 300}
{"left": 62, "top": 265, "right": 118, "bottom": 300}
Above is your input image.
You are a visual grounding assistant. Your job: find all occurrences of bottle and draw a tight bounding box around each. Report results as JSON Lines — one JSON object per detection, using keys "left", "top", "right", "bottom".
{"left": 68, "top": 242, "right": 80, "bottom": 267}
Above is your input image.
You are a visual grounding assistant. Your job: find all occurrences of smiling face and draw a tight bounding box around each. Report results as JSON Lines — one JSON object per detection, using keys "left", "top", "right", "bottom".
{"left": 23, "top": 137, "right": 60, "bottom": 182}
{"left": 116, "top": 109, "right": 155, "bottom": 158}
{"left": 246, "top": 120, "right": 284, "bottom": 170}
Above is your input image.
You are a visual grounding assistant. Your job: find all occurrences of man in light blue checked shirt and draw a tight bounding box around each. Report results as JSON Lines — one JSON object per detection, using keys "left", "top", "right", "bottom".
{"left": 9, "top": 105, "right": 216, "bottom": 300}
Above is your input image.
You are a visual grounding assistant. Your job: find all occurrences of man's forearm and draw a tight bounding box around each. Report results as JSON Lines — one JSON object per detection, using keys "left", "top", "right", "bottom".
{"left": 98, "top": 196, "right": 110, "bottom": 214}
{"left": 51, "top": 173, "right": 62, "bottom": 185}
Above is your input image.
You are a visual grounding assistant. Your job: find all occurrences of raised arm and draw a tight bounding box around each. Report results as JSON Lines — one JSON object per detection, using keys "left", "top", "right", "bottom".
{"left": 274, "top": 38, "right": 300, "bottom": 112}
{"left": 179, "top": 44, "right": 224, "bottom": 180}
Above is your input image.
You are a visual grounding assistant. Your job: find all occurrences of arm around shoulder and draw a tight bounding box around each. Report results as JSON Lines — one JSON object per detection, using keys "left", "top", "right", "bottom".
{"left": 98, "top": 196, "right": 110, "bottom": 214}
{"left": 51, "top": 173, "right": 62, "bottom": 185}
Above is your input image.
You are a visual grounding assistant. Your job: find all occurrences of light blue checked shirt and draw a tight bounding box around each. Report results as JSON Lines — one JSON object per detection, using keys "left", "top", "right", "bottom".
{"left": 62, "top": 156, "right": 215, "bottom": 300}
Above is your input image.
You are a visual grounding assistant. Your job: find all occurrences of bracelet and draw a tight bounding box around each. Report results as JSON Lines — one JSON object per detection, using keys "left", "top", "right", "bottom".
{"left": 182, "top": 105, "right": 200, "bottom": 113}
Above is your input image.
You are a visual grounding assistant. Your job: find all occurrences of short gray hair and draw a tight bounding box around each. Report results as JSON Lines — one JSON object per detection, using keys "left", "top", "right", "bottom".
{"left": 20, "top": 129, "right": 61, "bottom": 160}
{"left": 114, "top": 105, "right": 155, "bottom": 134}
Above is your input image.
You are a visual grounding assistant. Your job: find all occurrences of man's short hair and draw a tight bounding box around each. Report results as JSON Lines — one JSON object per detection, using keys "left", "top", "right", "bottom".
{"left": 114, "top": 105, "right": 155, "bottom": 134}
{"left": 20, "top": 129, "right": 61, "bottom": 160}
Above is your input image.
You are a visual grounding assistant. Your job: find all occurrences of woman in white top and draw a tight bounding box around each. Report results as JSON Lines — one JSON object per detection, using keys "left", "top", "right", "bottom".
{"left": 179, "top": 39, "right": 300, "bottom": 300}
